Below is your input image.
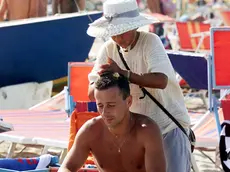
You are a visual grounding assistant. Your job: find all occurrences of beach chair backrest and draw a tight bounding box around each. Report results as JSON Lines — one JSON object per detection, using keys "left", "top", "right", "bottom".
{"left": 68, "top": 62, "right": 94, "bottom": 102}
{"left": 68, "top": 108, "right": 99, "bottom": 166}
{"left": 68, "top": 110, "right": 99, "bottom": 151}
{"left": 176, "top": 22, "right": 210, "bottom": 51}
{"left": 219, "top": 10, "right": 230, "bottom": 26}
{"left": 67, "top": 62, "right": 99, "bottom": 166}
{"left": 210, "top": 27, "right": 230, "bottom": 89}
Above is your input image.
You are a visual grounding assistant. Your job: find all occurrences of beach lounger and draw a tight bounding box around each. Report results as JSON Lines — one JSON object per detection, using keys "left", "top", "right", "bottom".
{"left": 29, "top": 90, "right": 65, "bottom": 111}
{"left": 175, "top": 22, "right": 210, "bottom": 53}
{"left": 167, "top": 50, "right": 208, "bottom": 109}
{"left": 219, "top": 10, "right": 230, "bottom": 26}
{"left": 188, "top": 27, "right": 230, "bottom": 169}
{"left": 166, "top": 50, "right": 211, "bottom": 171}
{"left": 65, "top": 62, "right": 99, "bottom": 169}
{"left": 0, "top": 110, "right": 69, "bottom": 160}
{"left": 0, "top": 63, "right": 96, "bottom": 167}
{"left": 65, "top": 62, "right": 94, "bottom": 116}
{"left": 207, "top": 27, "right": 230, "bottom": 134}
{"left": 192, "top": 109, "right": 224, "bottom": 148}
{"left": 0, "top": 120, "right": 13, "bottom": 133}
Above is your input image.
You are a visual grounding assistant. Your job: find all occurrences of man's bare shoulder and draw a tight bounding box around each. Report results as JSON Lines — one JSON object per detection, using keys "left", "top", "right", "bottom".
{"left": 82, "top": 116, "right": 103, "bottom": 131}
{"left": 79, "top": 116, "right": 104, "bottom": 138}
{"left": 133, "top": 113, "right": 161, "bottom": 138}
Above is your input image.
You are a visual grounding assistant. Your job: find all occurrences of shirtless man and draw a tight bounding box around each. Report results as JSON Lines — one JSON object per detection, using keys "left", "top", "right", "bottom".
{"left": 0, "top": 0, "right": 47, "bottom": 21}
{"left": 59, "top": 72, "right": 166, "bottom": 172}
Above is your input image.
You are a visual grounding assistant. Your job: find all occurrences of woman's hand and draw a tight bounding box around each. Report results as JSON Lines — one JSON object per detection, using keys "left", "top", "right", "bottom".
{"left": 98, "top": 58, "right": 122, "bottom": 75}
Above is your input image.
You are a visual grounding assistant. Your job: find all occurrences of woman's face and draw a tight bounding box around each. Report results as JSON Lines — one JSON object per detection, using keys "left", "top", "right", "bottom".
{"left": 111, "top": 30, "right": 136, "bottom": 49}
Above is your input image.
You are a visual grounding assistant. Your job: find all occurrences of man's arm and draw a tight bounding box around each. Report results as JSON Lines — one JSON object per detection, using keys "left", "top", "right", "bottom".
{"left": 141, "top": 120, "right": 166, "bottom": 172}
{"left": 58, "top": 120, "right": 91, "bottom": 172}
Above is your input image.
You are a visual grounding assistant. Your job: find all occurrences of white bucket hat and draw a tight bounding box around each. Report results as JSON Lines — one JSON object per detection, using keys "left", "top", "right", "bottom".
{"left": 87, "top": 0, "right": 159, "bottom": 38}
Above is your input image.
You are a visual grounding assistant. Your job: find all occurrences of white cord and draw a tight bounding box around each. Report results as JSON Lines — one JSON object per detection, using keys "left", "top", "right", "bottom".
{"left": 73, "top": 0, "right": 93, "bottom": 22}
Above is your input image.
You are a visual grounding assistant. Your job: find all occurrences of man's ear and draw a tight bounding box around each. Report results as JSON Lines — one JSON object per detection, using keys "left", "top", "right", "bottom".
{"left": 126, "top": 95, "right": 132, "bottom": 108}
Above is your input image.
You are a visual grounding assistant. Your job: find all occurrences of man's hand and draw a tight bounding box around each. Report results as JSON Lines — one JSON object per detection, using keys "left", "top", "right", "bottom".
{"left": 98, "top": 58, "right": 123, "bottom": 75}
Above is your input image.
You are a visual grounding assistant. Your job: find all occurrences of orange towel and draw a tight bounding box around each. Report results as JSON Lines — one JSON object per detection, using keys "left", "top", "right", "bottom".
{"left": 68, "top": 110, "right": 99, "bottom": 165}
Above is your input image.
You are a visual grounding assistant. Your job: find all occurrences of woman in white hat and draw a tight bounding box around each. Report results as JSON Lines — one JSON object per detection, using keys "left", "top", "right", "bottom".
{"left": 87, "top": 0, "right": 191, "bottom": 171}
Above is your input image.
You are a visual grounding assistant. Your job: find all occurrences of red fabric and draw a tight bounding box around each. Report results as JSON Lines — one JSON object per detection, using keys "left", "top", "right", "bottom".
{"left": 220, "top": 11, "right": 230, "bottom": 26}
{"left": 179, "top": 79, "right": 187, "bottom": 87}
{"left": 221, "top": 99, "right": 230, "bottom": 121}
{"left": 76, "top": 102, "right": 88, "bottom": 112}
{"left": 176, "top": 22, "right": 210, "bottom": 50}
{"left": 68, "top": 110, "right": 99, "bottom": 166}
{"left": 213, "top": 31, "right": 230, "bottom": 86}
{"left": 68, "top": 110, "right": 99, "bottom": 151}
{"left": 136, "top": 0, "right": 141, "bottom": 5}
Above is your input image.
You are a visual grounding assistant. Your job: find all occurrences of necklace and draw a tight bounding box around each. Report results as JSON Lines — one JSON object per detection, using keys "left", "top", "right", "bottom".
{"left": 109, "top": 115, "right": 133, "bottom": 153}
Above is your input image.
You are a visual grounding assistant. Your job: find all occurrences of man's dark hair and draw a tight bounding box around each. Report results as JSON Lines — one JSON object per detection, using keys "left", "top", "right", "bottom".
{"left": 95, "top": 71, "right": 130, "bottom": 99}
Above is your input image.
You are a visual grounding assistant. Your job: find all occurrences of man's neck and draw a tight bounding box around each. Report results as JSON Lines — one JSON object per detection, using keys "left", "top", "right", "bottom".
{"left": 109, "top": 112, "right": 132, "bottom": 137}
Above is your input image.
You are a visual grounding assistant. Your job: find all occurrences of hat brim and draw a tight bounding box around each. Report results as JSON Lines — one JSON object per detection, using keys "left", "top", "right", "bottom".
{"left": 87, "top": 13, "right": 159, "bottom": 38}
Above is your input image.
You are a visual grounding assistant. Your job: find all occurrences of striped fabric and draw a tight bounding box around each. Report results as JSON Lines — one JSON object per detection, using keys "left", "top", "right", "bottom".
{"left": 0, "top": 110, "right": 69, "bottom": 148}
{"left": 30, "top": 91, "right": 65, "bottom": 111}
{"left": 176, "top": 22, "right": 210, "bottom": 51}
{"left": 193, "top": 110, "right": 224, "bottom": 148}
{"left": 0, "top": 100, "right": 97, "bottom": 149}
{"left": 212, "top": 29, "right": 230, "bottom": 87}
{"left": 219, "top": 10, "right": 230, "bottom": 26}
{"left": 188, "top": 111, "right": 204, "bottom": 126}
{"left": 76, "top": 102, "right": 97, "bottom": 112}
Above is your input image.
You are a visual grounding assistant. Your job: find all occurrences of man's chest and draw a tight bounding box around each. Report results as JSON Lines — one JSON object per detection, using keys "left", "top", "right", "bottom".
{"left": 90, "top": 138, "right": 145, "bottom": 172}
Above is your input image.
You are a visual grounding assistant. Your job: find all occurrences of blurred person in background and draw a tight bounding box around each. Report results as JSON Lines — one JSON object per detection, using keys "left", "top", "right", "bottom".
{"left": 0, "top": 0, "right": 47, "bottom": 21}
{"left": 52, "top": 0, "right": 85, "bottom": 14}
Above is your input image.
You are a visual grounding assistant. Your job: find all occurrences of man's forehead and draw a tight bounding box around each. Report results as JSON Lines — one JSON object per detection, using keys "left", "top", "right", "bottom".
{"left": 95, "top": 87, "right": 121, "bottom": 97}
